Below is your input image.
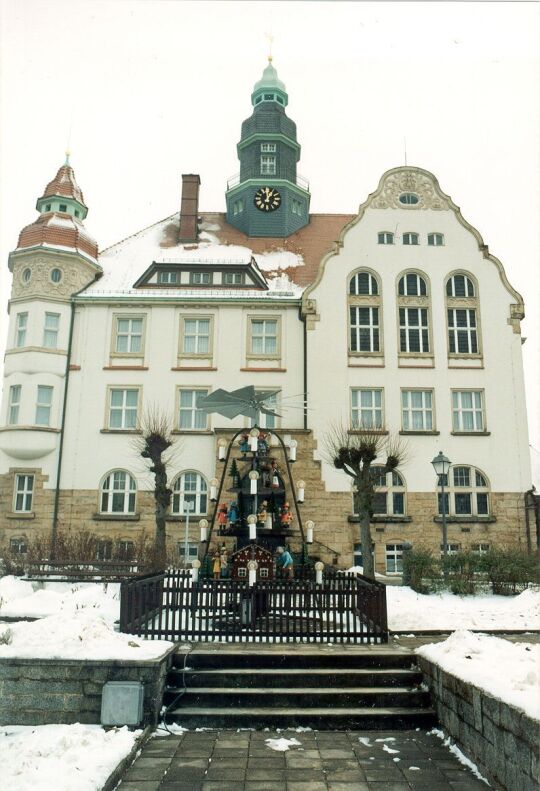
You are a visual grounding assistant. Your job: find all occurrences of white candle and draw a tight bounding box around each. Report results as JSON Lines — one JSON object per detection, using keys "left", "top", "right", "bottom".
{"left": 289, "top": 439, "right": 297, "bottom": 462}
{"left": 297, "top": 480, "right": 306, "bottom": 503}
{"left": 315, "top": 561, "right": 324, "bottom": 584}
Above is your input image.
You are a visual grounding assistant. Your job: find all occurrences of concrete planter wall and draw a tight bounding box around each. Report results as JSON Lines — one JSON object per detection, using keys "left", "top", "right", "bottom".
{"left": 418, "top": 656, "right": 540, "bottom": 791}
{"left": 0, "top": 646, "right": 176, "bottom": 727}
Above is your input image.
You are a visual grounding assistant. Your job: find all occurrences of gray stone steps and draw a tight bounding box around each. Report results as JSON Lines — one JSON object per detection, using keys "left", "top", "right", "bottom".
{"left": 170, "top": 666, "right": 422, "bottom": 688}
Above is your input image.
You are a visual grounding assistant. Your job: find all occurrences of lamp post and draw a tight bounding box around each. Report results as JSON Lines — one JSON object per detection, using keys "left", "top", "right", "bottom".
{"left": 183, "top": 500, "right": 194, "bottom": 569}
{"left": 431, "top": 451, "right": 451, "bottom": 579}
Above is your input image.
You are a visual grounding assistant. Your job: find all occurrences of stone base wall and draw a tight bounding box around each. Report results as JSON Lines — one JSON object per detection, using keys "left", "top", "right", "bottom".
{"left": 419, "top": 656, "right": 540, "bottom": 791}
{"left": 0, "top": 648, "right": 175, "bottom": 727}
{"left": 0, "top": 430, "right": 533, "bottom": 573}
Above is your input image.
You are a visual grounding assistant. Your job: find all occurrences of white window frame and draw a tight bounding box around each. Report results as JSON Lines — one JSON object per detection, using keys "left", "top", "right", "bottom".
{"left": 248, "top": 317, "right": 280, "bottom": 358}
{"left": 35, "top": 385, "right": 53, "bottom": 426}
{"left": 349, "top": 306, "right": 380, "bottom": 353}
{"left": 436, "top": 465, "right": 490, "bottom": 517}
{"left": 172, "top": 472, "right": 208, "bottom": 516}
{"left": 401, "top": 389, "right": 434, "bottom": 431}
{"left": 349, "top": 272, "right": 379, "bottom": 296}
{"left": 8, "top": 385, "right": 21, "bottom": 425}
{"left": 446, "top": 274, "right": 475, "bottom": 298}
{"left": 99, "top": 470, "right": 137, "bottom": 514}
{"left": 427, "top": 233, "right": 444, "bottom": 246}
{"left": 402, "top": 232, "right": 419, "bottom": 245}
{"left": 398, "top": 273, "right": 427, "bottom": 296}
{"left": 223, "top": 272, "right": 245, "bottom": 285}
{"left": 96, "top": 540, "right": 113, "bottom": 561}
{"left": 440, "top": 543, "right": 460, "bottom": 556}
{"left": 472, "top": 543, "right": 490, "bottom": 554}
{"left": 14, "top": 474, "right": 34, "bottom": 513}
{"left": 351, "top": 389, "right": 384, "bottom": 430}
{"left": 43, "top": 312, "right": 60, "bottom": 349}
{"left": 113, "top": 315, "right": 145, "bottom": 355}
{"left": 181, "top": 317, "right": 212, "bottom": 356}
{"left": 452, "top": 390, "right": 485, "bottom": 432}
{"left": 190, "top": 271, "right": 212, "bottom": 286}
{"left": 260, "top": 155, "right": 276, "bottom": 175}
{"left": 15, "top": 312, "right": 28, "bottom": 348}
{"left": 157, "top": 271, "right": 178, "bottom": 284}
{"left": 358, "top": 467, "right": 406, "bottom": 517}
{"left": 385, "top": 544, "right": 404, "bottom": 574}
{"left": 378, "top": 232, "right": 394, "bottom": 245}
{"left": 448, "top": 308, "right": 478, "bottom": 354}
{"left": 399, "top": 307, "right": 430, "bottom": 353}
{"left": 177, "top": 388, "right": 209, "bottom": 430}
{"left": 108, "top": 387, "right": 140, "bottom": 430}
{"left": 261, "top": 142, "right": 276, "bottom": 153}
{"left": 249, "top": 389, "right": 280, "bottom": 429}
{"left": 177, "top": 542, "right": 199, "bottom": 562}
{"left": 10, "top": 537, "right": 28, "bottom": 555}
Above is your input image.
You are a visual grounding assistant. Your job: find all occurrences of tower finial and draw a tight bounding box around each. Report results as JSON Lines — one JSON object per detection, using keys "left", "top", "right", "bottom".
{"left": 265, "top": 32, "right": 274, "bottom": 63}
{"left": 65, "top": 149, "right": 71, "bottom": 166}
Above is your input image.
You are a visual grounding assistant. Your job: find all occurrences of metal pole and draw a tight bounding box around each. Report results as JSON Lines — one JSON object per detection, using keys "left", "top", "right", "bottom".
{"left": 184, "top": 501, "right": 193, "bottom": 569}
{"left": 441, "top": 474, "right": 448, "bottom": 580}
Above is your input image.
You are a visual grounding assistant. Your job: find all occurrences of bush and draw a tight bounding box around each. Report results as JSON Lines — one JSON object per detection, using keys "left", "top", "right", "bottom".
{"left": 403, "top": 547, "right": 439, "bottom": 593}
{"left": 441, "top": 551, "right": 484, "bottom": 595}
{"left": 480, "top": 547, "right": 540, "bottom": 595}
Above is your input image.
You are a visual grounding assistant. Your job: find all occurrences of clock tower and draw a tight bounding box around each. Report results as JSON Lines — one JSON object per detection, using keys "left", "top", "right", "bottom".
{"left": 225, "top": 59, "right": 311, "bottom": 237}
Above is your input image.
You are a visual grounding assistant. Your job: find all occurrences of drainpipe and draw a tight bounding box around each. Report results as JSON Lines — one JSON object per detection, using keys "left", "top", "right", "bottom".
{"left": 299, "top": 308, "right": 308, "bottom": 430}
{"left": 51, "top": 279, "right": 98, "bottom": 558}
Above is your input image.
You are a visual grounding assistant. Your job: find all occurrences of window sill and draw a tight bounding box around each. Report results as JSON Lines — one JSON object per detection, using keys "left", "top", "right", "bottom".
{"left": 100, "top": 429, "right": 143, "bottom": 434}
{"left": 399, "top": 430, "right": 439, "bottom": 436}
{"left": 451, "top": 431, "right": 491, "bottom": 436}
{"left": 171, "top": 430, "right": 212, "bottom": 435}
{"left": 93, "top": 513, "right": 141, "bottom": 521}
{"left": 103, "top": 365, "right": 149, "bottom": 370}
{"left": 6, "top": 512, "right": 35, "bottom": 520}
{"left": 433, "top": 516, "right": 496, "bottom": 524}
{"left": 0, "top": 426, "right": 61, "bottom": 433}
{"left": 348, "top": 429, "right": 389, "bottom": 436}
{"left": 240, "top": 367, "right": 286, "bottom": 372}
{"left": 166, "top": 515, "right": 207, "bottom": 522}
{"left": 5, "top": 346, "right": 67, "bottom": 356}
{"left": 172, "top": 366, "right": 217, "bottom": 371}
{"left": 348, "top": 515, "right": 412, "bottom": 524}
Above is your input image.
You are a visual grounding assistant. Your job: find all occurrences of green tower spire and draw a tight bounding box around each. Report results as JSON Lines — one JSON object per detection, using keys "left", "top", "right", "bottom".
{"left": 225, "top": 59, "right": 310, "bottom": 237}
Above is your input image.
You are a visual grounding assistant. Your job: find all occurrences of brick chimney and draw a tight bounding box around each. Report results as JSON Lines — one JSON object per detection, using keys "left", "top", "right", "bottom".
{"left": 178, "top": 174, "right": 200, "bottom": 242}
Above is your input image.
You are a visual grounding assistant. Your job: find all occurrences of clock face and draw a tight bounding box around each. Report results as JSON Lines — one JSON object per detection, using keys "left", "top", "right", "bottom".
{"left": 254, "top": 186, "right": 281, "bottom": 212}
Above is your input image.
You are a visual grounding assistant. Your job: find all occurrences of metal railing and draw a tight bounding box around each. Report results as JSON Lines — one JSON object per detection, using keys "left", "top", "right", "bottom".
{"left": 226, "top": 172, "right": 310, "bottom": 192}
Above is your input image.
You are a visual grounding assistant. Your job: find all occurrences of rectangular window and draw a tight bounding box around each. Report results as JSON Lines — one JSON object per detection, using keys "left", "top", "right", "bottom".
{"left": 35, "top": 385, "right": 53, "bottom": 426}
{"left": 476, "top": 493, "right": 489, "bottom": 515}
{"left": 183, "top": 318, "right": 211, "bottom": 355}
{"left": 177, "top": 542, "right": 199, "bottom": 560}
{"left": 373, "top": 491, "right": 387, "bottom": 515}
{"left": 8, "top": 385, "right": 21, "bottom": 425}
{"left": 16, "top": 313, "right": 28, "bottom": 347}
{"left": 10, "top": 537, "right": 28, "bottom": 555}
{"left": 453, "top": 466, "right": 470, "bottom": 487}
{"left": 250, "top": 319, "right": 278, "bottom": 356}
{"left": 440, "top": 543, "right": 460, "bottom": 555}
{"left": 401, "top": 390, "right": 433, "bottom": 431}
{"left": 351, "top": 389, "right": 383, "bottom": 429}
{"left": 393, "top": 492, "right": 405, "bottom": 515}
{"left": 109, "top": 388, "right": 139, "bottom": 429}
{"left": 378, "top": 232, "right": 394, "bottom": 245}
{"left": 157, "top": 271, "right": 178, "bottom": 284}
{"left": 350, "top": 306, "right": 380, "bottom": 352}
{"left": 14, "top": 474, "right": 34, "bottom": 513}
{"left": 403, "top": 233, "right": 419, "bottom": 245}
{"left": 455, "top": 492, "right": 472, "bottom": 515}
{"left": 448, "top": 309, "right": 478, "bottom": 354}
{"left": 178, "top": 389, "right": 209, "bottom": 430}
{"left": 260, "top": 155, "right": 276, "bottom": 175}
{"left": 261, "top": 143, "right": 276, "bottom": 153}
{"left": 43, "top": 313, "right": 60, "bottom": 349}
{"left": 399, "top": 307, "right": 430, "bottom": 353}
{"left": 250, "top": 391, "right": 279, "bottom": 430}
{"left": 452, "top": 391, "right": 484, "bottom": 432}
{"left": 385, "top": 544, "right": 404, "bottom": 574}
{"left": 96, "top": 540, "right": 113, "bottom": 561}
{"left": 118, "top": 540, "right": 135, "bottom": 560}
{"left": 115, "top": 317, "right": 143, "bottom": 354}
{"left": 190, "top": 272, "right": 212, "bottom": 285}
{"left": 472, "top": 543, "right": 490, "bottom": 554}
{"left": 223, "top": 272, "right": 245, "bottom": 285}
{"left": 437, "top": 492, "right": 450, "bottom": 515}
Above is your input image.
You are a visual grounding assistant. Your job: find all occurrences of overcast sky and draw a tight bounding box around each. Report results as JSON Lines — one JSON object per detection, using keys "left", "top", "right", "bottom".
{"left": 1, "top": 0, "right": 539, "bottom": 484}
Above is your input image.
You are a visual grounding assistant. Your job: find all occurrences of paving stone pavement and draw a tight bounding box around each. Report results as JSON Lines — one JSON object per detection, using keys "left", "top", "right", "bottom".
{"left": 118, "top": 729, "right": 489, "bottom": 790}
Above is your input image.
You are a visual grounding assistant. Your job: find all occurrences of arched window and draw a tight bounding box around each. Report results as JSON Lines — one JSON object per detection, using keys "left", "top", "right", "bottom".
{"left": 172, "top": 471, "right": 208, "bottom": 516}
{"left": 348, "top": 270, "right": 382, "bottom": 355}
{"left": 353, "top": 466, "right": 406, "bottom": 517}
{"left": 402, "top": 232, "right": 419, "bottom": 246}
{"left": 349, "top": 272, "right": 378, "bottom": 296}
{"left": 397, "top": 271, "right": 431, "bottom": 355}
{"left": 100, "top": 470, "right": 136, "bottom": 514}
{"left": 436, "top": 465, "right": 490, "bottom": 517}
{"left": 445, "top": 272, "right": 480, "bottom": 356}
{"left": 378, "top": 231, "right": 394, "bottom": 245}
{"left": 428, "top": 233, "right": 444, "bottom": 246}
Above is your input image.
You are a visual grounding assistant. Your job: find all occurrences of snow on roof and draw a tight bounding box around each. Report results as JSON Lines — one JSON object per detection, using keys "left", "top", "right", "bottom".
{"left": 84, "top": 213, "right": 306, "bottom": 299}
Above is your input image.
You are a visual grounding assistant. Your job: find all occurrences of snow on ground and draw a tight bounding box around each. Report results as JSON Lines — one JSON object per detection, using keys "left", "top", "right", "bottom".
{"left": 265, "top": 737, "right": 301, "bottom": 751}
{"left": 0, "top": 611, "right": 172, "bottom": 660}
{"left": 387, "top": 585, "right": 540, "bottom": 631}
{"left": 429, "top": 728, "right": 490, "bottom": 784}
{"left": 0, "top": 576, "right": 119, "bottom": 623}
{"left": 418, "top": 631, "right": 540, "bottom": 721}
{"left": 0, "top": 723, "right": 140, "bottom": 791}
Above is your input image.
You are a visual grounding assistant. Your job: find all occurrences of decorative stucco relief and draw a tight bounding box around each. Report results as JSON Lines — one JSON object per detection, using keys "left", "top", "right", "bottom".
{"left": 11, "top": 256, "right": 95, "bottom": 300}
{"left": 371, "top": 171, "right": 449, "bottom": 211}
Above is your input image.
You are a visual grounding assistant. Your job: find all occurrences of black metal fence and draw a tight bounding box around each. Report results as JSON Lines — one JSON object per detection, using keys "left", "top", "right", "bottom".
{"left": 120, "top": 570, "right": 388, "bottom": 644}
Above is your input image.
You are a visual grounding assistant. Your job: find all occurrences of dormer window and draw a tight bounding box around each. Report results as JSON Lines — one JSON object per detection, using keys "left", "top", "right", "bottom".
{"left": 190, "top": 272, "right": 212, "bottom": 286}
{"left": 59, "top": 203, "right": 67, "bottom": 212}
{"left": 223, "top": 272, "right": 245, "bottom": 285}
{"left": 158, "top": 271, "right": 179, "bottom": 285}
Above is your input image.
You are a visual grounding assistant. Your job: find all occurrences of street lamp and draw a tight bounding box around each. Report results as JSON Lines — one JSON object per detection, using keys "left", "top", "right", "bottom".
{"left": 431, "top": 451, "right": 451, "bottom": 578}
{"left": 183, "top": 500, "right": 194, "bottom": 568}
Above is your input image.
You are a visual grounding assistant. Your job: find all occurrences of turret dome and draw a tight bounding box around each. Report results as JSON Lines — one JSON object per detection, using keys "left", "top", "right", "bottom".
{"left": 251, "top": 59, "right": 288, "bottom": 107}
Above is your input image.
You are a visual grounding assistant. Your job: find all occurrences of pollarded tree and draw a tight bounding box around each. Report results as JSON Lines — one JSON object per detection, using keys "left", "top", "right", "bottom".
{"left": 135, "top": 408, "right": 177, "bottom": 570}
{"left": 324, "top": 424, "right": 407, "bottom": 580}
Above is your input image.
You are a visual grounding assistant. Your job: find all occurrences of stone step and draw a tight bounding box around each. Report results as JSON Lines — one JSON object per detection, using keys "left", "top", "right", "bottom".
{"left": 165, "top": 705, "right": 437, "bottom": 730}
{"left": 164, "top": 686, "right": 430, "bottom": 709}
{"left": 169, "top": 666, "right": 423, "bottom": 688}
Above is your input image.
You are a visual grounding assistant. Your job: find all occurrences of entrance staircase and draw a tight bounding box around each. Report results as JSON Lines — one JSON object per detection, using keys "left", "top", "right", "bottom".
{"left": 163, "top": 644, "right": 436, "bottom": 730}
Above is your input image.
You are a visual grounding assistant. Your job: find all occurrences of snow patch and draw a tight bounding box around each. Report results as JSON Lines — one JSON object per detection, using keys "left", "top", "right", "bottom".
{"left": 382, "top": 744, "right": 400, "bottom": 754}
{"left": 265, "top": 737, "right": 301, "bottom": 752}
{"left": 254, "top": 249, "right": 304, "bottom": 272}
{"left": 429, "top": 728, "right": 490, "bottom": 784}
